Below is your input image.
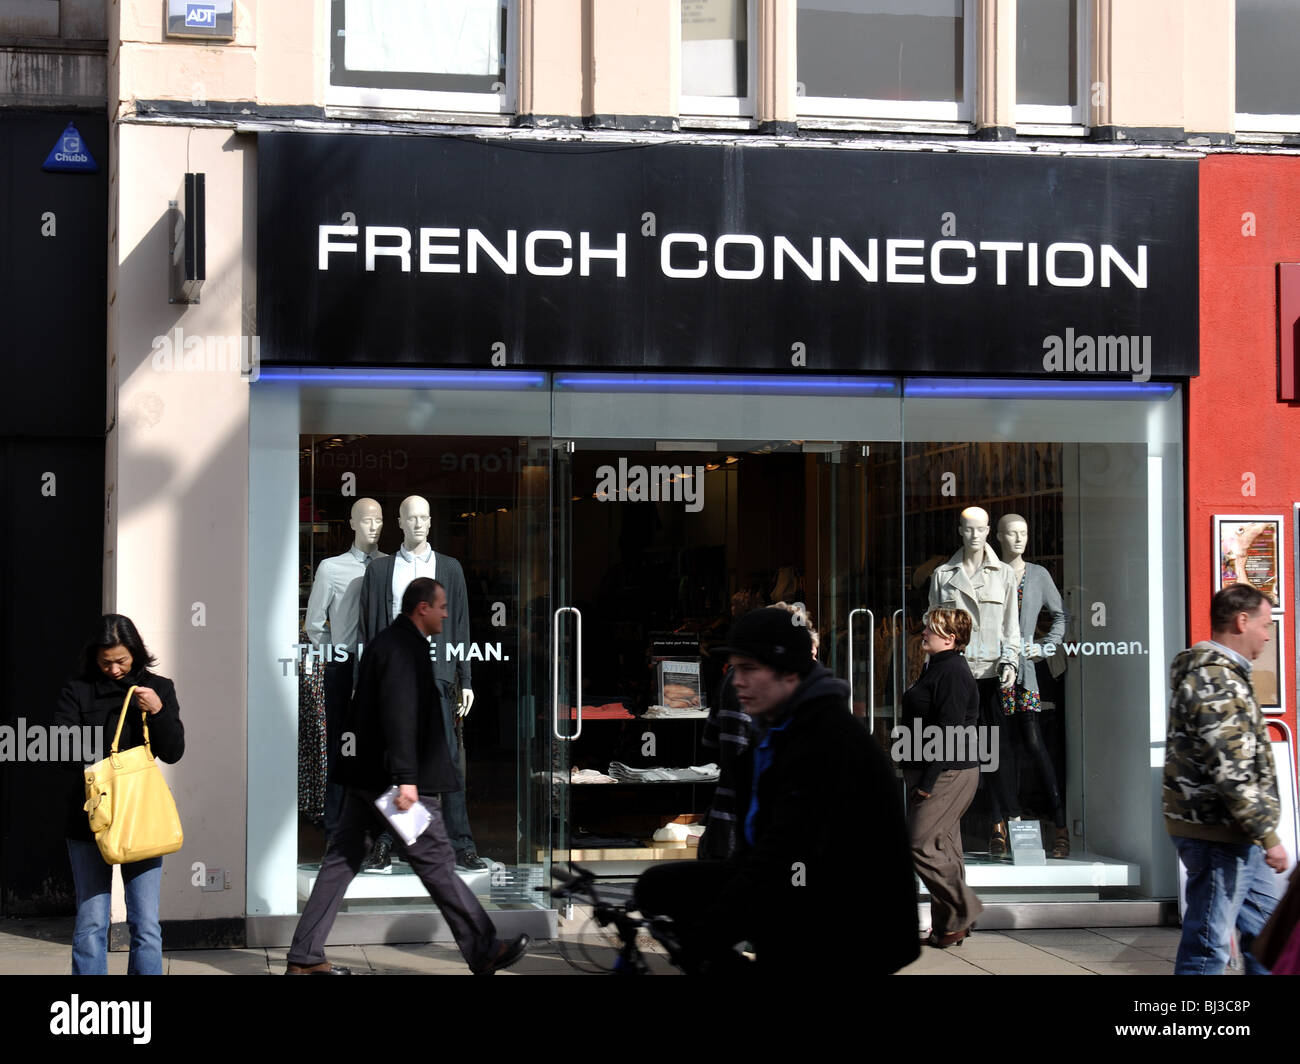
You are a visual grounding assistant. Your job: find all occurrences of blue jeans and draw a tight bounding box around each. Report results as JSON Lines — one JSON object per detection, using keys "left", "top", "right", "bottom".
{"left": 1173, "top": 836, "right": 1284, "bottom": 975}
{"left": 66, "top": 839, "right": 164, "bottom": 975}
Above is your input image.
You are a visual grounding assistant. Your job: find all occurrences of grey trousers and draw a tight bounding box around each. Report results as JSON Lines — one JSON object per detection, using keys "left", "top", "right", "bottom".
{"left": 906, "top": 767, "right": 984, "bottom": 937}
{"left": 287, "top": 789, "right": 499, "bottom": 972}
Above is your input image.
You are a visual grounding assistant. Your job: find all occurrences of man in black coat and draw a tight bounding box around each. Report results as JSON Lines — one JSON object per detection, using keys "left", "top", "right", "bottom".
{"left": 285, "top": 578, "right": 527, "bottom": 975}
{"left": 635, "top": 607, "right": 919, "bottom": 975}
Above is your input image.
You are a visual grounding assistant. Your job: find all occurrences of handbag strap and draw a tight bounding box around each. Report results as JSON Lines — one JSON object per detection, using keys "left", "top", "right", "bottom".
{"left": 109, "top": 684, "right": 149, "bottom": 755}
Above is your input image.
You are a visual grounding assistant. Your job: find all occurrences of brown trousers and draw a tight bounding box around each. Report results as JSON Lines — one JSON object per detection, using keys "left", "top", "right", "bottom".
{"left": 905, "top": 767, "right": 984, "bottom": 936}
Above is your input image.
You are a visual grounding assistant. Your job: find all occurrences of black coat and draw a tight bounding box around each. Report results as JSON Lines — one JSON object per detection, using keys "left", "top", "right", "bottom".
{"left": 710, "top": 664, "right": 919, "bottom": 974}
{"left": 899, "top": 648, "right": 981, "bottom": 793}
{"left": 54, "top": 672, "right": 185, "bottom": 842}
{"left": 333, "top": 614, "right": 460, "bottom": 794}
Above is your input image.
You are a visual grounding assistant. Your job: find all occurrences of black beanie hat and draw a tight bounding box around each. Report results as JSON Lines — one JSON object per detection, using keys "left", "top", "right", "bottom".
{"left": 714, "top": 607, "right": 815, "bottom": 677}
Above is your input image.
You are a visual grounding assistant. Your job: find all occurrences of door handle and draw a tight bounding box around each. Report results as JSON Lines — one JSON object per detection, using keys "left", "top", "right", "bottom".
{"left": 892, "top": 608, "right": 904, "bottom": 729}
{"left": 848, "top": 607, "right": 874, "bottom": 726}
{"left": 551, "top": 606, "right": 583, "bottom": 741}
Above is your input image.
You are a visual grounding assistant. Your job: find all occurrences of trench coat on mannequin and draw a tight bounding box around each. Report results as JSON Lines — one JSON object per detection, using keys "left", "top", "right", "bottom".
{"left": 928, "top": 545, "right": 1021, "bottom": 681}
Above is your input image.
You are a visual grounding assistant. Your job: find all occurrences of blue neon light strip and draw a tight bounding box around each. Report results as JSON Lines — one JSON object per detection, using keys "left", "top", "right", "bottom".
{"left": 256, "top": 368, "right": 547, "bottom": 388}
{"left": 554, "top": 374, "right": 899, "bottom": 396}
{"left": 255, "top": 369, "right": 1173, "bottom": 400}
{"left": 904, "top": 378, "right": 1178, "bottom": 400}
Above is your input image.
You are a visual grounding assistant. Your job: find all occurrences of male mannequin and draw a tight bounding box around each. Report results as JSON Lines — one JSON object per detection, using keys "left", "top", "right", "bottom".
{"left": 996, "top": 513, "right": 1070, "bottom": 858}
{"left": 357, "top": 495, "right": 482, "bottom": 870}
{"left": 304, "top": 498, "right": 385, "bottom": 838}
{"left": 928, "top": 505, "right": 1020, "bottom": 856}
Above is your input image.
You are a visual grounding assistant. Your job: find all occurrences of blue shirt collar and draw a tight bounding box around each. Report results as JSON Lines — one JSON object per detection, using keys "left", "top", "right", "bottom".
{"left": 1206, "top": 639, "right": 1252, "bottom": 675}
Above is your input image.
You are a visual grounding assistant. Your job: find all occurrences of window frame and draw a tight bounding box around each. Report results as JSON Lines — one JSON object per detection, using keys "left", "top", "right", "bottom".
{"left": 1014, "top": 0, "right": 1090, "bottom": 131}
{"left": 679, "top": 0, "right": 759, "bottom": 120}
{"left": 1234, "top": 0, "right": 1300, "bottom": 134}
{"left": 323, "top": 0, "right": 518, "bottom": 118}
{"left": 794, "top": 0, "right": 976, "bottom": 124}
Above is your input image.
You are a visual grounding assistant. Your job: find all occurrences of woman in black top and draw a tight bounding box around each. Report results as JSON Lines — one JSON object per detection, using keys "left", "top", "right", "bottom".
{"left": 900, "top": 607, "right": 984, "bottom": 948}
{"left": 55, "top": 615, "right": 185, "bottom": 974}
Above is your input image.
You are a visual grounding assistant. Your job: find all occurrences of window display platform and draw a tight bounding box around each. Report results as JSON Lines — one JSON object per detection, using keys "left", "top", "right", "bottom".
{"left": 297, "top": 860, "right": 494, "bottom": 902}
{"left": 555, "top": 849, "right": 1138, "bottom": 889}
{"left": 960, "top": 851, "right": 1138, "bottom": 888}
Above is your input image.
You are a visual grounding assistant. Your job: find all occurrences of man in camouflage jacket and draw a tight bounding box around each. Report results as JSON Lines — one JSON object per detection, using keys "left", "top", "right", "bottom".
{"left": 1163, "top": 584, "right": 1289, "bottom": 974}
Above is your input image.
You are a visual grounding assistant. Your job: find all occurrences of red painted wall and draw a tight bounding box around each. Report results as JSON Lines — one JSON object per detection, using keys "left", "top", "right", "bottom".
{"left": 1196, "top": 155, "right": 1299, "bottom": 744}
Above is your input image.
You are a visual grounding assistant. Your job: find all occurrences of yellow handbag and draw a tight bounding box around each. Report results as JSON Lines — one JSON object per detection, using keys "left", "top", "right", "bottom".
{"left": 83, "top": 685, "right": 184, "bottom": 865}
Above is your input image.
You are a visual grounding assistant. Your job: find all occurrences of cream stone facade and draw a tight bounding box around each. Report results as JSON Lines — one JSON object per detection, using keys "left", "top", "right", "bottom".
{"left": 95, "top": 1, "right": 1249, "bottom": 136}
{"left": 107, "top": 121, "right": 253, "bottom": 927}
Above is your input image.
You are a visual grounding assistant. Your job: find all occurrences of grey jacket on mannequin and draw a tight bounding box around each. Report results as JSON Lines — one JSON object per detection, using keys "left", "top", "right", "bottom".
{"left": 928, "top": 544, "right": 1021, "bottom": 681}
{"left": 1011, "top": 562, "right": 1068, "bottom": 696}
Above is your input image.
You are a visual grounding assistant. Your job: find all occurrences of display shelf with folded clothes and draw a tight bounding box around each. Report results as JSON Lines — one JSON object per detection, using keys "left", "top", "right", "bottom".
{"left": 562, "top": 661, "right": 717, "bottom": 872}
{"left": 571, "top": 767, "right": 618, "bottom": 784}
{"left": 607, "top": 761, "right": 720, "bottom": 783}
{"left": 642, "top": 705, "right": 710, "bottom": 719}
{"left": 566, "top": 701, "right": 636, "bottom": 720}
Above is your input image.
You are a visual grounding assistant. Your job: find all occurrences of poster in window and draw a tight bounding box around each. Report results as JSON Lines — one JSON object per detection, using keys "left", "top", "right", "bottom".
{"left": 1214, "top": 515, "right": 1284, "bottom": 608}
{"left": 656, "top": 659, "right": 705, "bottom": 712}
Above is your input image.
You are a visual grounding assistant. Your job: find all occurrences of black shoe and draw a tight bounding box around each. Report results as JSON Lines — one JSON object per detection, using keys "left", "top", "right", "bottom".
{"left": 927, "top": 923, "right": 976, "bottom": 949}
{"left": 286, "top": 961, "right": 353, "bottom": 975}
{"left": 456, "top": 850, "right": 488, "bottom": 871}
{"left": 361, "top": 837, "right": 392, "bottom": 874}
{"left": 475, "top": 934, "right": 530, "bottom": 975}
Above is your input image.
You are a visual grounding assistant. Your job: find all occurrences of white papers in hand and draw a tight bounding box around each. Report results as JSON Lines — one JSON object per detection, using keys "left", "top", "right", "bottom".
{"left": 374, "top": 786, "right": 432, "bottom": 846}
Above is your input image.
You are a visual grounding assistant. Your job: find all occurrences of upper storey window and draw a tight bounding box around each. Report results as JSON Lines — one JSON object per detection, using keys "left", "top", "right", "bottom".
{"left": 327, "top": 0, "right": 514, "bottom": 116}
{"left": 681, "top": 0, "right": 756, "bottom": 118}
{"left": 1237, "top": 0, "right": 1300, "bottom": 133}
{"left": 796, "top": 0, "right": 974, "bottom": 123}
{"left": 1016, "top": 0, "right": 1087, "bottom": 129}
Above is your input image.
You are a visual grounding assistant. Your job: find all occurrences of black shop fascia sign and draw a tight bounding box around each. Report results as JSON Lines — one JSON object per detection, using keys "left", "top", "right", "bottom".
{"left": 257, "top": 134, "right": 1198, "bottom": 379}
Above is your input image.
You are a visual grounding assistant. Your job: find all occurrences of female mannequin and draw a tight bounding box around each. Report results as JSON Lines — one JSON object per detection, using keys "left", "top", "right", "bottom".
{"left": 995, "top": 514, "right": 1071, "bottom": 858}
{"left": 928, "top": 505, "right": 1019, "bottom": 856}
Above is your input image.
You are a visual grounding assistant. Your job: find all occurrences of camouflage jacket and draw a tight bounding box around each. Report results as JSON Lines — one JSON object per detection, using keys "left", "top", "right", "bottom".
{"left": 1162, "top": 642, "right": 1280, "bottom": 848}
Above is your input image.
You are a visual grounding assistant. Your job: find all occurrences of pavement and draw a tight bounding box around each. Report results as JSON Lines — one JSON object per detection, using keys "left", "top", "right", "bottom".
{"left": 0, "top": 910, "right": 1199, "bottom": 975}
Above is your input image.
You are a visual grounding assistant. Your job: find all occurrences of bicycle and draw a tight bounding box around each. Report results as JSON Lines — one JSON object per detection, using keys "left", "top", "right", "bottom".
{"left": 543, "top": 862, "right": 689, "bottom": 975}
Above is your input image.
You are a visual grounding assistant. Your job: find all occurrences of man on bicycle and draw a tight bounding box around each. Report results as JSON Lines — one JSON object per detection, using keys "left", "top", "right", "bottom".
{"left": 635, "top": 607, "right": 919, "bottom": 974}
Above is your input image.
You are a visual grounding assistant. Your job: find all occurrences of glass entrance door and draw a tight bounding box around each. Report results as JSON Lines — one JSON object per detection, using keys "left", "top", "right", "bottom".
{"left": 546, "top": 374, "right": 904, "bottom": 876}
{"left": 812, "top": 440, "right": 907, "bottom": 746}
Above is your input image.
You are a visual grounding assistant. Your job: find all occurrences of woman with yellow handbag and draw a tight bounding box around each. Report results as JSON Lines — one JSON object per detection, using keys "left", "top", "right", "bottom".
{"left": 55, "top": 615, "right": 185, "bottom": 975}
